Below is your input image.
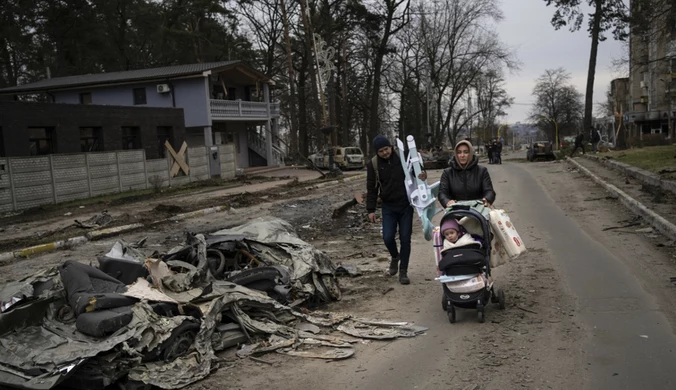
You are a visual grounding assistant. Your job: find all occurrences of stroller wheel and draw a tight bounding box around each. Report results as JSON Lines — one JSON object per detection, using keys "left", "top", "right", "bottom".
{"left": 442, "top": 295, "right": 448, "bottom": 311}
{"left": 498, "top": 289, "right": 506, "bottom": 310}
{"left": 491, "top": 288, "right": 499, "bottom": 304}
{"left": 447, "top": 306, "right": 456, "bottom": 323}
{"left": 477, "top": 308, "right": 485, "bottom": 323}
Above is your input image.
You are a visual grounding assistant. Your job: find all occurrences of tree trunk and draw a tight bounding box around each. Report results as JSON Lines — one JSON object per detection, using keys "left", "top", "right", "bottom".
{"left": 368, "top": 2, "right": 399, "bottom": 148}
{"left": 367, "top": 49, "right": 385, "bottom": 148}
{"left": 361, "top": 77, "right": 372, "bottom": 155}
{"left": 583, "top": 0, "right": 603, "bottom": 138}
{"left": 341, "top": 41, "right": 349, "bottom": 146}
{"left": 278, "top": 0, "right": 298, "bottom": 157}
{"left": 398, "top": 86, "right": 406, "bottom": 140}
{"left": 299, "top": 0, "right": 322, "bottom": 136}
{"left": 298, "top": 56, "right": 309, "bottom": 157}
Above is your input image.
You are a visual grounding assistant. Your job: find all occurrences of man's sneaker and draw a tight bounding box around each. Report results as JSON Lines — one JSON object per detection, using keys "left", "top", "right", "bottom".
{"left": 399, "top": 270, "right": 410, "bottom": 285}
{"left": 388, "top": 257, "right": 399, "bottom": 276}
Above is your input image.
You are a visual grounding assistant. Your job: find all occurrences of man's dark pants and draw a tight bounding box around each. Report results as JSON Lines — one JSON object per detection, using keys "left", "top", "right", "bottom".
{"left": 381, "top": 203, "right": 414, "bottom": 271}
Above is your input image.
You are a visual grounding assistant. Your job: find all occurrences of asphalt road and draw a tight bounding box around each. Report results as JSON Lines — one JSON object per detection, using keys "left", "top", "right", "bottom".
{"left": 507, "top": 162, "right": 676, "bottom": 389}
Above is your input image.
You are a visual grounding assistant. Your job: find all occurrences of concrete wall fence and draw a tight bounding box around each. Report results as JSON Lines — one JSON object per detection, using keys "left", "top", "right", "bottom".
{"left": 0, "top": 144, "right": 235, "bottom": 213}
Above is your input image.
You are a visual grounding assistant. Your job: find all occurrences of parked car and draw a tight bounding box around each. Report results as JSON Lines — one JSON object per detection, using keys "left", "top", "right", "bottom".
{"left": 309, "top": 147, "right": 365, "bottom": 170}
{"left": 560, "top": 136, "right": 576, "bottom": 149}
{"left": 527, "top": 141, "right": 556, "bottom": 162}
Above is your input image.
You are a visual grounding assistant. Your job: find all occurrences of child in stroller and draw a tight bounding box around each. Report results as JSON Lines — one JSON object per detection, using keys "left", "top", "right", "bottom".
{"left": 436, "top": 203, "right": 506, "bottom": 323}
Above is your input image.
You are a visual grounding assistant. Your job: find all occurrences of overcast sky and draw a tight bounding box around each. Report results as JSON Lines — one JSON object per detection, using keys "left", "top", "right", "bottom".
{"left": 496, "top": 0, "right": 627, "bottom": 124}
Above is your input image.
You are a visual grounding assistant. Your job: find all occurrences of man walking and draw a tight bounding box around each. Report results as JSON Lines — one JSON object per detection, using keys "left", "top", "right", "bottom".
{"left": 487, "top": 141, "right": 494, "bottom": 164}
{"left": 591, "top": 127, "right": 601, "bottom": 153}
{"left": 570, "top": 132, "right": 585, "bottom": 157}
{"left": 366, "top": 135, "right": 426, "bottom": 285}
{"left": 495, "top": 139, "right": 503, "bottom": 164}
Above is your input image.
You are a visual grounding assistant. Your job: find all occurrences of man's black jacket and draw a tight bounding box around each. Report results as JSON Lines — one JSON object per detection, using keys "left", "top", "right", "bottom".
{"left": 366, "top": 151, "right": 410, "bottom": 213}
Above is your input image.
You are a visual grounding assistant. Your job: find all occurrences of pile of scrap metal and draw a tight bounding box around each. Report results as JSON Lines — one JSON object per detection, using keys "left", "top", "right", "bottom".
{"left": 0, "top": 217, "right": 427, "bottom": 390}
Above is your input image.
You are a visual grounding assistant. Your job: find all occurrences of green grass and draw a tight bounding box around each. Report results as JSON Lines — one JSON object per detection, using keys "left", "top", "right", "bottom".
{"left": 604, "top": 145, "right": 676, "bottom": 180}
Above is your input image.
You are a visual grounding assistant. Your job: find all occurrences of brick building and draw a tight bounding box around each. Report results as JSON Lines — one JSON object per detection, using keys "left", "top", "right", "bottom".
{"left": 0, "top": 101, "right": 185, "bottom": 159}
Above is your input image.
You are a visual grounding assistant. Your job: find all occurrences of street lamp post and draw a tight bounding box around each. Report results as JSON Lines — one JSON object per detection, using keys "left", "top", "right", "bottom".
{"left": 497, "top": 123, "right": 507, "bottom": 138}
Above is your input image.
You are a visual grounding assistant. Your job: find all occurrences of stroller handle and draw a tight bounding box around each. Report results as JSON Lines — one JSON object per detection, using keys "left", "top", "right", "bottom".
{"left": 446, "top": 200, "right": 487, "bottom": 211}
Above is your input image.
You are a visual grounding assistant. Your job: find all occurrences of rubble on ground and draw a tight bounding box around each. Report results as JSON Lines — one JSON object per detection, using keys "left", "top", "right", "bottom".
{"left": 0, "top": 217, "right": 427, "bottom": 390}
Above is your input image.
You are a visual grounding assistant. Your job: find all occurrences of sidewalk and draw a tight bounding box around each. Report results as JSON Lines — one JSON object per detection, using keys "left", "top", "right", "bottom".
{"left": 0, "top": 167, "right": 366, "bottom": 254}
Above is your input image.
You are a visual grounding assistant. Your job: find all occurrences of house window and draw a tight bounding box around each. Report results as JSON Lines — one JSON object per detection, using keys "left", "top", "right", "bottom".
{"left": 79, "top": 92, "right": 92, "bottom": 105}
{"left": 157, "top": 126, "right": 173, "bottom": 158}
{"left": 121, "top": 127, "right": 142, "bottom": 150}
{"left": 671, "top": 58, "right": 676, "bottom": 74}
{"left": 28, "top": 127, "right": 55, "bottom": 155}
{"left": 80, "top": 127, "right": 103, "bottom": 152}
{"left": 133, "top": 88, "right": 147, "bottom": 105}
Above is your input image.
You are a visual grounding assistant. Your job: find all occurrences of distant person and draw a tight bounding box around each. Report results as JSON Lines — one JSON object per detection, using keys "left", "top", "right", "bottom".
{"left": 591, "top": 127, "right": 601, "bottom": 153}
{"left": 495, "top": 140, "right": 503, "bottom": 165}
{"left": 487, "top": 141, "right": 494, "bottom": 164}
{"left": 570, "top": 132, "right": 585, "bottom": 157}
{"left": 366, "top": 135, "right": 427, "bottom": 285}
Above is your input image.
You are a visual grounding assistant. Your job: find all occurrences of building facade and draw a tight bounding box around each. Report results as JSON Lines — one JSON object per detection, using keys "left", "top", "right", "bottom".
{"left": 0, "top": 101, "right": 185, "bottom": 159}
{"left": 625, "top": 1, "right": 675, "bottom": 142}
{"left": 0, "top": 61, "right": 283, "bottom": 173}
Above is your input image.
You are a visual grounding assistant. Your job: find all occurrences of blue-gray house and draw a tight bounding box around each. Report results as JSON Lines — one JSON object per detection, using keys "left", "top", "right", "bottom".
{"left": 0, "top": 61, "right": 282, "bottom": 170}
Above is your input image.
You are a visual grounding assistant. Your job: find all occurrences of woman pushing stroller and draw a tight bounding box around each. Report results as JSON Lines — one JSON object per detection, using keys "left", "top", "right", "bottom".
{"left": 436, "top": 140, "right": 502, "bottom": 323}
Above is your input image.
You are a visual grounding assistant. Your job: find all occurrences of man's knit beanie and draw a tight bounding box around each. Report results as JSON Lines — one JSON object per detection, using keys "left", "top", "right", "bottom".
{"left": 372, "top": 135, "right": 391, "bottom": 152}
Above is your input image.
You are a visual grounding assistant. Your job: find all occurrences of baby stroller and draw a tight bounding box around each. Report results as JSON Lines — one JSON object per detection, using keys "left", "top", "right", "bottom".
{"left": 435, "top": 201, "right": 506, "bottom": 323}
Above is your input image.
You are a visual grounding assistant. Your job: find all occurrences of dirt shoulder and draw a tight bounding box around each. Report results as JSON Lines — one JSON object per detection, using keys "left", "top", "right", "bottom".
{"left": 572, "top": 156, "right": 676, "bottom": 229}
{"left": 0, "top": 168, "right": 362, "bottom": 253}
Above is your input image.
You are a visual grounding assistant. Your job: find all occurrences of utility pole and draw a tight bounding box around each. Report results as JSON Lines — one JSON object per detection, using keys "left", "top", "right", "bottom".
{"left": 467, "top": 93, "right": 473, "bottom": 145}
{"left": 426, "top": 76, "right": 431, "bottom": 149}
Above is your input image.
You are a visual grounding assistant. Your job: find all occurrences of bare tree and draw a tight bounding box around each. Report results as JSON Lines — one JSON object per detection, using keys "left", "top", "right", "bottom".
{"left": 475, "top": 68, "right": 514, "bottom": 144}
{"left": 415, "top": 0, "right": 517, "bottom": 147}
{"left": 529, "top": 68, "right": 584, "bottom": 143}
{"left": 366, "top": 0, "right": 411, "bottom": 151}
{"left": 543, "top": 0, "right": 628, "bottom": 136}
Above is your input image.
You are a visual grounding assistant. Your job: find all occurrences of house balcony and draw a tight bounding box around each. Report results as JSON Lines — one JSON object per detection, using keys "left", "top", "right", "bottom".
{"left": 210, "top": 99, "right": 280, "bottom": 121}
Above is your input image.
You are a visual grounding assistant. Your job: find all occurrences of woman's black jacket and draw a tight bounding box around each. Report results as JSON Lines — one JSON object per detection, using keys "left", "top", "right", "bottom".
{"left": 438, "top": 156, "right": 496, "bottom": 206}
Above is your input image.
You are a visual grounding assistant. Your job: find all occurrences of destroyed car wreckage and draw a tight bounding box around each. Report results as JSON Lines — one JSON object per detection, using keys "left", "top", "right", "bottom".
{"left": 0, "top": 217, "right": 427, "bottom": 390}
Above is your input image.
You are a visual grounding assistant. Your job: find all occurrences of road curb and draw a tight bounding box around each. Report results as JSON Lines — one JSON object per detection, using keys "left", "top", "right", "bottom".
{"left": 86, "top": 223, "right": 145, "bottom": 241}
{"left": 304, "top": 173, "right": 366, "bottom": 190}
{"left": 567, "top": 157, "right": 676, "bottom": 241}
{"left": 168, "top": 205, "right": 229, "bottom": 221}
{"left": 583, "top": 154, "right": 676, "bottom": 196}
{"left": 3, "top": 205, "right": 232, "bottom": 262}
